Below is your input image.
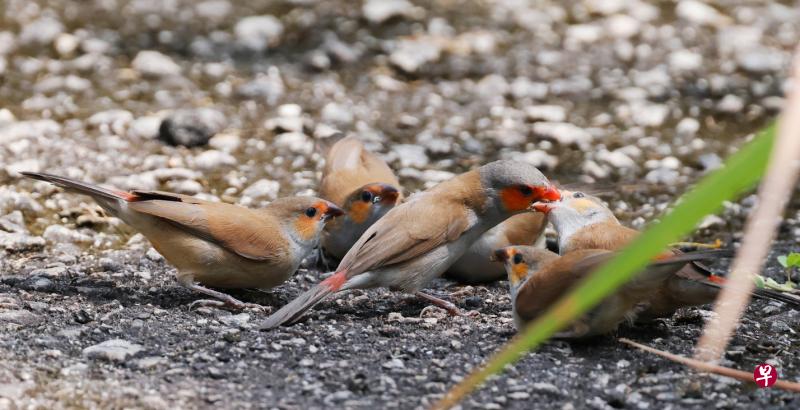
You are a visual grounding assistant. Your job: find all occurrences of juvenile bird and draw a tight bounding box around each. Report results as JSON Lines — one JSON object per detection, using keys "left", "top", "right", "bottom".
{"left": 260, "top": 160, "right": 561, "bottom": 328}
{"left": 447, "top": 212, "right": 547, "bottom": 283}
{"left": 532, "top": 191, "right": 800, "bottom": 318}
{"left": 22, "top": 172, "right": 343, "bottom": 309}
{"left": 318, "top": 136, "right": 403, "bottom": 260}
{"left": 494, "top": 245, "right": 732, "bottom": 337}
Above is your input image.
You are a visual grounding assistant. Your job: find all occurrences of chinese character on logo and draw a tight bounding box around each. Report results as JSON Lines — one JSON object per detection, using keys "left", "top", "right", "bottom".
{"left": 753, "top": 364, "right": 778, "bottom": 388}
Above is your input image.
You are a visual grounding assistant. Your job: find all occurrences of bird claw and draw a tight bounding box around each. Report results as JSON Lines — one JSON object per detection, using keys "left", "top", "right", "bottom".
{"left": 189, "top": 299, "right": 268, "bottom": 313}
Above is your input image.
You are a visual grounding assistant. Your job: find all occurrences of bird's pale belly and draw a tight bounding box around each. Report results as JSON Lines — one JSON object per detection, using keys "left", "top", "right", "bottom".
{"left": 145, "top": 229, "right": 297, "bottom": 289}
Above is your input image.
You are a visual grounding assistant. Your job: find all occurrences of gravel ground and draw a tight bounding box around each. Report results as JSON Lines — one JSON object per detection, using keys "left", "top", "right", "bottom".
{"left": 1, "top": 0, "right": 800, "bottom": 408}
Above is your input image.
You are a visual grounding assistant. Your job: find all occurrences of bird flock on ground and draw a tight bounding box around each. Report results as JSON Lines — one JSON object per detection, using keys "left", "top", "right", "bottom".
{"left": 21, "top": 133, "right": 800, "bottom": 337}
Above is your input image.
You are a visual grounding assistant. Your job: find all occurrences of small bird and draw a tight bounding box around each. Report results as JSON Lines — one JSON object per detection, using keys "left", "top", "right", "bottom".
{"left": 493, "top": 245, "right": 733, "bottom": 337}
{"left": 22, "top": 172, "right": 343, "bottom": 309}
{"left": 447, "top": 212, "right": 547, "bottom": 283}
{"left": 532, "top": 191, "right": 800, "bottom": 318}
{"left": 318, "top": 136, "right": 403, "bottom": 260}
{"left": 260, "top": 160, "right": 561, "bottom": 328}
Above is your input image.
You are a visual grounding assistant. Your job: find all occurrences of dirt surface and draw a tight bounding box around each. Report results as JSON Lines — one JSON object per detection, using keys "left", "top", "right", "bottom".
{"left": 1, "top": 0, "right": 800, "bottom": 408}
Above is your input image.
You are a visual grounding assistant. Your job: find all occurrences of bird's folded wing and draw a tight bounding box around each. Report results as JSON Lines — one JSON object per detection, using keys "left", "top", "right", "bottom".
{"left": 129, "top": 200, "right": 284, "bottom": 262}
{"left": 337, "top": 194, "right": 468, "bottom": 276}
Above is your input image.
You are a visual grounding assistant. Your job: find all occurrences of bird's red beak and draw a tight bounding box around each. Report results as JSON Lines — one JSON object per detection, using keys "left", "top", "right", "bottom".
{"left": 491, "top": 248, "right": 510, "bottom": 262}
{"left": 379, "top": 186, "right": 400, "bottom": 204}
{"left": 538, "top": 185, "right": 561, "bottom": 202}
{"left": 530, "top": 202, "right": 555, "bottom": 214}
{"left": 324, "top": 204, "right": 344, "bottom": 219}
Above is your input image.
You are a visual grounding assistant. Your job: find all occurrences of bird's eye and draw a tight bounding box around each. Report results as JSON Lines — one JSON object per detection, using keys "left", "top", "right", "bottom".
{"left": 360, "top": 190, "right": 373, "bottom": 202}
{"left": 305, "top": 207, "right": 317, "bottom": 218}
{"left": 518, "top": 185, "right": 533, "bottom": 196}
{"left": 573, "top": 192, "right": 585, "bottom": 198}
{"left": 512, "top": 253, "right": 524, "bottom": 264}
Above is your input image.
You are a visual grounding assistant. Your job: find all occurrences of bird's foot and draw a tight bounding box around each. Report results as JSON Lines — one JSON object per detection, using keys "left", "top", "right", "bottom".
{"left": 415, "top": 291, "right": 464, "bottom": 316}
{"left": 189, "top": 298, "right": 268, "bottom": 312}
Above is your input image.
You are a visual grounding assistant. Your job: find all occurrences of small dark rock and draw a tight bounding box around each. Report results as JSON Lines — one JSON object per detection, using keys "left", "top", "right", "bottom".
{"left": 74, "top": 309, "right": 93, "bottom": 324}
{"left": 158, "top": 108, "right": 226, "bottom": 147}
{"left": 464, "top": 296, "right": 482, "bottom": 308}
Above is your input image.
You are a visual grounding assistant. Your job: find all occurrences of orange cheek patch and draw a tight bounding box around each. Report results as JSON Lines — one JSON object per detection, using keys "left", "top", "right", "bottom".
{"left": 500, "top": 188, "right": 531, "bottom": 212}
{"left": 510, "top": 263, "right": 529, "bottom": 285}
{"left": 294, "top": 217, "right": 318, "bottom": 241}
{"left": 348, "top": 200, "right": 371, "bottom": 224}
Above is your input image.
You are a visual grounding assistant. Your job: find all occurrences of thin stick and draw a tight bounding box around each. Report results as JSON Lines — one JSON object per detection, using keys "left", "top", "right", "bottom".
{"left": 694, "top": 47, "right": 800, "bottom": 362}
{"left": 620, "top": 338, "right": 800, "bottom": 393}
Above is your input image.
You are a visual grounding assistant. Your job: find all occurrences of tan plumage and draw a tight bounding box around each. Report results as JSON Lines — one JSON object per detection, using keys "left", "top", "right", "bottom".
{"left": 22, "top": 172, "right": 343, "bottom": 308}
{"left": 319, "top": 136, "right": 402, "bottom": 206}
{"left": 447, "top": 212, "right": 547, "bottom": 283}
{"left": 261, "top": 160, "right": 561, "bottom": 328}
{"left": 318, "top": 136, "right": 403, "bottom": 259}
{"left": 534, "top": 191, "right": 800, "bottom": 319}
{"left": 495, "top": 245, "right": 732, "bottom": 337}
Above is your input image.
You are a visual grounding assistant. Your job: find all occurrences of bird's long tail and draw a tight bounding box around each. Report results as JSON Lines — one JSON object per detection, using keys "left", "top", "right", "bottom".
{"left": 675, "top": 250, "right": 800, "bottom": 309}
{"left": 259, "top": 270, "right": 348, "bottom": 330}
{"left": 625, "top": 249, "right": 736, "bottom": 291}
{"left": 21, "top": 172, "right": 135, "bottom": 202}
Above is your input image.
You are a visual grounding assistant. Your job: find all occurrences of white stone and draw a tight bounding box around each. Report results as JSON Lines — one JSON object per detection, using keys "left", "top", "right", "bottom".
{"left": 277, "top": 104, "right": 302, "bottom": 117}
{"left": 597, "top": 150, "right": 636, "bottom": 169}
{"left": 0, "top": 120, "right": 61, "bottom": 144}
{"left": 676, "top": 1, "right": 730, "bottom": 27}
{"left": 736, "top": 48, "right": 785, "bottom": 74}
{"left": 321, "top": 103, "right": 354, "bottom": 125}
{"left": 54, "top": 33, "right": 79, "bottom": 56}
{"left": 241, "top": 179, "right": 280, "bottom": 203}
{"left": 194, "top": 150, "right": 236, "bottom": 170}
{"left": 0, "top": 108, "right": 15, "bottom": 127}
{"left": 5, "top": 158, "right": 40, "bottom": 177}
{"left": 669, "top": 50, "right": 702, "bottom": 72}
{"left": 129, "top": 116, "right": 162, "bottom": 139}
{"left": 676, "top": 117, "right": 700, "bottom": 137}
{"left": 19, "top": 17, "right": 64, "bottom": 46}
{"left": 524, "top": 105, "right": 566, "bottom": 122}
{"left": 516, "top": 150, "right": 558, "bottom": 170}
{"left": 209, "top": 133, "right": 241, "bottom": 152}
{"left": 605, "top": 15, "right": 640, "bottom": 39}
{"left": 632, "top": 104, "right": 669, "bottom": 127}
{"left": 566, "top": 24, "right": 603, "bottom": 44}
{"left": 717, "top": 94, "right": 744, "bottom": 113}
{"left": 389, "top": 38, "right": 441, "bottom": 73}
{"left": 234, "top": 15, "right": 284, "bottom": 51}
{"left": 392, "top": 144, "right": 429, "bottom": 168}
{"left": 274, "top": 132, "right": 313, "bottom": 154}
{"left": 132, "top": 50, "right": 182, "bottom": 77}
{"left": 532, "top": 122, "right": 593, "bottom": 148}
{"left": 363, "top": 0, "right": 423, "bottom": 24}
{"left": 698, "top": 215, "right": 725, "bottom": 229}
{"left": 83, "top": 339, "right": 144, "bottom": 362}
{"left": 42, "top": 225, "right": 92, "bottom": 244}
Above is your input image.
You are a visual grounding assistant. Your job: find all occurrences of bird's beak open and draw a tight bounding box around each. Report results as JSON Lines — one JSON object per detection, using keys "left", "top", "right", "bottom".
{"left": 491, "top": 248, "right": 510, "bottom": 262}
{"left": 530, "top": 201, "right": 556, "bottom": 214}
{"left": 323, "top": 204, "right": 344, "bottom": 220}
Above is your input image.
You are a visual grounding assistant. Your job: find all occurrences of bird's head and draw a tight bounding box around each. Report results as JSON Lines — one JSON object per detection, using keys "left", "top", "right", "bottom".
{"left": 479, "top": 160, "right": 560, "bottom": 216}
{"left": 342, "top": 182, "right": 402, "bottom": 225}
{"left": 268, "top": 196, "right": 344, "bottom": 244}
{"left": 492, "top": 246, "right": 558, "bottom": 293}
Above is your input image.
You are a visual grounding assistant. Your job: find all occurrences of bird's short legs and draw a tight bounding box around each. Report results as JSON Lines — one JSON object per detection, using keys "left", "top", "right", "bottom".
{"left": 415, "top": 291, "right": 463, "bottom": 316}
{"left": 186, "top": 283, "right": 266, "bottom": 311}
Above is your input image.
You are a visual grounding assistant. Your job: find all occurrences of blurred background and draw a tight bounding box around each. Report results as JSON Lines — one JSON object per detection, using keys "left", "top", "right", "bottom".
{"left": 1, "top": 1, "right": 799, "bottom": 408}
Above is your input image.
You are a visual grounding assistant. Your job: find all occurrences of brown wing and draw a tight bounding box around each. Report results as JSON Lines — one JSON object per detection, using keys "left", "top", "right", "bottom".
{"left": 129, "top": 199, "right": 288, "bottom": 262}
{"left": 514, "top": 249, "right": 609, "bottom": 321}
{"left": 336, "top": 192, "right": 469, "bottom": 276}
{"left": 564, "top": 222, "right": 639, "bottom": 252}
